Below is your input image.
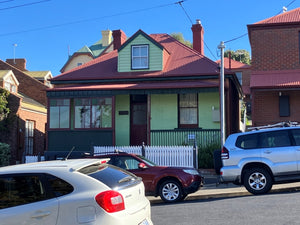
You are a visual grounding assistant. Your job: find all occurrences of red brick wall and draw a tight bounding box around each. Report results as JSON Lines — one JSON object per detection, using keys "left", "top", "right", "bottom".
{"left": 252, "top": 90, "right": 300, "bottom": 126}
{"left": 18, "top": 107, "right": 47, "bottom": 156}
{"left": 250, "top": 24, "right": 300, "bottom": 71}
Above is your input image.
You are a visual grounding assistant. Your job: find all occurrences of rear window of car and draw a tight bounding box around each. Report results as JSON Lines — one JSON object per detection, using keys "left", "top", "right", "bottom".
{"left": 78, "top": 164, "right": 140, "bottom": 189}
{"left": 236, "top": 130, "right": 292, "bottom": 149}
{"left": 236, "top": 133, "right": 259, "bottom": 149}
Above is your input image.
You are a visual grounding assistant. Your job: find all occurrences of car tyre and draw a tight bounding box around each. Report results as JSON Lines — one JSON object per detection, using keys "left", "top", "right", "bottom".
{"left": 243, "top": 167, "right": 272, "bottom": 195}
{"left": 159, "top": 180, "right": 183, "bottom": 203}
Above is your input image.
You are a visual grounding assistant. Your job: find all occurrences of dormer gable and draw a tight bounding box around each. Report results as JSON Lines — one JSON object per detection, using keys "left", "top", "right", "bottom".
{"left": 0, "top": 70, "right": 19, "bottom": 93}
{"left": 117, "top": 29, "right": 169, "bottom": 72}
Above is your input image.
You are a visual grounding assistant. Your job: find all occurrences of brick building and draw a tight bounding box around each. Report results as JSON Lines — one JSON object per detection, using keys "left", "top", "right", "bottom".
{"left": 0, "top": 59, "right": 50, "bottom": 164}
{"left": 248, "top": 7, "right": 300, "bottom": 126}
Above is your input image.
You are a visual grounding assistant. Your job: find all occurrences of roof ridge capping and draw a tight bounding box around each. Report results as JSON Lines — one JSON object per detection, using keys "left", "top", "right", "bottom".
{"left": 254, "top": 7, "right": 300, "bottom": 25}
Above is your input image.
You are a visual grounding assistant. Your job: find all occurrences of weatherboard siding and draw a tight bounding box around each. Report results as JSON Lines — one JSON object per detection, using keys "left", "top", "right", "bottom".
{"left": 118, "top": 34, "right": 163, "bottom": 72}
{"left": 151, "top": 94, "right": 178, "bottom": 129}
{"left": 198, "top": 92, "right": 220, "bottom": 129}
{"left": 115, "top": 95, "right": 130, "bottom": 146}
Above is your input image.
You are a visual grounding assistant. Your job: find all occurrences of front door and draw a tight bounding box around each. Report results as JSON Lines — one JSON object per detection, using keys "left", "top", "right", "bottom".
{"left": 130, "top": 95, "right": 148, "bottom": 145}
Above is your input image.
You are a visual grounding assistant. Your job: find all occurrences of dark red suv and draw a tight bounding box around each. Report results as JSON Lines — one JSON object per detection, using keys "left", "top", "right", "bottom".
{"left": 92, "top": 152, "right": 203, "bottom": 203}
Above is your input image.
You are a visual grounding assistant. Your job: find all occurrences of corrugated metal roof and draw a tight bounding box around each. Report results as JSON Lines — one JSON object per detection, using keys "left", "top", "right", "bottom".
{"left": 52, "top": 32, "right": 225, "bottom": 82}
{"left": 255, "top": 7, "right": 300, "bottom": 24}
{"left": 49, "top": 80, "right": 219, "bottom": 92}
{"left": 251, "top": 69, "right": 300, "bottom": 89}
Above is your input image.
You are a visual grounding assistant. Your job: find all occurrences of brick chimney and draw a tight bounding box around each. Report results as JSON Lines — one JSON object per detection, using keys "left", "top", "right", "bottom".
{"left": 191, "top": 19, "right": 204, "bottom": 55}
{"left": 101, "top": 30, "right": 112, "bottom": 47}
{"left": 112, "top": 29, "right": 127, "bottom": 50}
{"left": 6, "top": 58, "right": 28, "bottom": 71}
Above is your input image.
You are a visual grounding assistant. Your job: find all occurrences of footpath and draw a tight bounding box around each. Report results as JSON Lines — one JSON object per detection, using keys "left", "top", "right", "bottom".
{"left": 148, "top": 169, "right": 300, "bottom": 204}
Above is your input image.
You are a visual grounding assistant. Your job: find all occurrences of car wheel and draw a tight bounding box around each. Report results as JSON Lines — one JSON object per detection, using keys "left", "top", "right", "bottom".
{"left": 159, "top": 180, "right": 183, "bottom": 203}
{"left": 243, "top": 167, "right": 272, "bottom": 195}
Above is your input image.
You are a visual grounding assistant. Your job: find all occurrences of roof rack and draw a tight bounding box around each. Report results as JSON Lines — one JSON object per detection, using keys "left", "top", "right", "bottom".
{"left": 93, "top": 149, "right": 127, "bottom": 156}
{"left": 248, "top": 121, "right": 299, "bottom": 131}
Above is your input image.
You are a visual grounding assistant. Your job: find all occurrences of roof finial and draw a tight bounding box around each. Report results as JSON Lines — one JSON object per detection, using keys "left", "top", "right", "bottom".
{"left": 283, "top": 6, "right": 287, "bottom": 13}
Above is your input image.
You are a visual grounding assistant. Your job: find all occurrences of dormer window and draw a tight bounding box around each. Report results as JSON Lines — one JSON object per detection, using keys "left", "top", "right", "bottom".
{"left": 131, "top": 45, "right": 149, "bottom": 69}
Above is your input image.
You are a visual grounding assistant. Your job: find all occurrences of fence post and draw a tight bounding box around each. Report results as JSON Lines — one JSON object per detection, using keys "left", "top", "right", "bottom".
{"left": 141, "top": 142, "right": 145, "bottom": 157}
{"left": 193, "top": 139, "right": 198, "bottom": 169}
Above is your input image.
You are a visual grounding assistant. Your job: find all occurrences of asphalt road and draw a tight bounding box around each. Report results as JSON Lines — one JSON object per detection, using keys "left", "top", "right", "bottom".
{"left": 151, "top": 190, "right": 300, "bottom": 225}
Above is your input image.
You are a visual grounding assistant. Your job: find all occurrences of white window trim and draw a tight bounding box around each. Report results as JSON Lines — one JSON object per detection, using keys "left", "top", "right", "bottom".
{"left": 131, "top": 45, "right": 149, "bottom": 69}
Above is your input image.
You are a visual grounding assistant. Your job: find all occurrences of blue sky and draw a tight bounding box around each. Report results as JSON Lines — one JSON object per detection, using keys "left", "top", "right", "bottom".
{"left": 0, "top": 0, "right": 298, "bottom": 76}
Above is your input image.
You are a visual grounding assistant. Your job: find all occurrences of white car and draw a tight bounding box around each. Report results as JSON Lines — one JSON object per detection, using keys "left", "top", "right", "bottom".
{"left": 0, "top": 159, "right": 153, "bottom": 225}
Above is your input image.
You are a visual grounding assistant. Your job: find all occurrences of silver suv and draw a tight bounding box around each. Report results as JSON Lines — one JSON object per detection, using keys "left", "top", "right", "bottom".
{"left": 220, "top": 122, "right": 300, "bottom": 194}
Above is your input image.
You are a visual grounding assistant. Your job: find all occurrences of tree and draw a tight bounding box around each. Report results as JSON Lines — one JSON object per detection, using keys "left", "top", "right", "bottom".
{"left": 224, "top": 49, "right": 251, "bottom": 65}
{"left": 170, "top": 32, "right": 192, "bottom": 48}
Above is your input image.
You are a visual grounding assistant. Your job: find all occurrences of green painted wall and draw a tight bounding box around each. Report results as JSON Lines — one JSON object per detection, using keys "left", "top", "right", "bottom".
{"left": 198, "top": 92, "right": 220, "bottom": 129}
{"left": 115, "top": 95, "right": 130, "bottom": 145}
{"left": 151, "top": 94, "right": 177, "bottom": 129}
{"left": 118, "top": 34, "right": 163, "bottom": 72}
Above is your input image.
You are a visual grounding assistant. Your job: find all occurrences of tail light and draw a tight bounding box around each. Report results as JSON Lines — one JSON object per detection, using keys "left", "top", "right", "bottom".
{"left": 95, "top": 190, "right": 125, "bottom": 213}
{"left": 221, "top": 146, "right": 229, "bottom": 159}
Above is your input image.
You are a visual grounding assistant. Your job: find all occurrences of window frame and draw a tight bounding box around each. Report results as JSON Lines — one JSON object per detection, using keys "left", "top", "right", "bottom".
{"left": 178, "top": 93, "right": 198, "bottom": 128}
{"left": 74, "top": 97, "right": 113, "bottom": 130}
{"left": 131, "top": 44, "right": 149, "bottom": 70}
{"left": 24, "top": 120, "right": 35, "bottom": 155}
{"left": 49, "top": 98, "right": 70, "bottom": 129}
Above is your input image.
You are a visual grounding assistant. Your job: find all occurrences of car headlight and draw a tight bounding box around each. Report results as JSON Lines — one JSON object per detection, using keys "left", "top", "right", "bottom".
{"left": 183, "top": 169, "right": 200, "bottom": 175}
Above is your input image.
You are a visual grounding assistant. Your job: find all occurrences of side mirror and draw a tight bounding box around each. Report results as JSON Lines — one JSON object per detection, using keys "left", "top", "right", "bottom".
{"left": 138, "top": 162, "right": 147, "bottom": 169}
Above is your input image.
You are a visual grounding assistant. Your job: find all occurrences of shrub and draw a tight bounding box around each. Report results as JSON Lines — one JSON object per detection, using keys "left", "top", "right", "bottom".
{"left": 198, "top": 142, "right": 221, "bottom": 169}
{"left": 0, "top": 142, "right": 10, "bottom": 167}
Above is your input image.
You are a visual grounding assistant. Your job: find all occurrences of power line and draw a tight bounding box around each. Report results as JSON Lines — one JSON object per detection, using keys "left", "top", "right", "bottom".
{"left": 224, "top": 0, "right": 297, "bottom": 45}
{"left": 0, "top": 1, "right": 177, "bottom": 36}
{"left": 177, "top": 0, "right": 193, "bottom": 24}
{"left": 0, "top": 0, "right": 14, "bottom": 4}
{"left": 0, "top": 0, "right": 50, "bottom": 11}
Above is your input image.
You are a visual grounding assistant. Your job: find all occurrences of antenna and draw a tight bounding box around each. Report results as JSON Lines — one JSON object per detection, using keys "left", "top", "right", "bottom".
{"left": 13, "top": 43, "right": 17, "bottom": 64}
{"left": 65, "top": 146, "right": 75, "bottom": 160}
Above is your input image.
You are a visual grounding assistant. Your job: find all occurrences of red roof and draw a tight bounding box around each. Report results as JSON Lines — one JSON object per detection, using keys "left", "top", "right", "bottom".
{"left": 251, "top": 69, "right": 300, "bottom": 89}
{"left": 255, "top": 7, "right": 300, "bottom": 25}
{"left": 216, "top": 57, "right": 251, "bottom": 70}
{"left": 49, "top": 80, "right": 219, "bottom": 92}
{"left": 52, "top": 32, "right": 226, "bottom": 82}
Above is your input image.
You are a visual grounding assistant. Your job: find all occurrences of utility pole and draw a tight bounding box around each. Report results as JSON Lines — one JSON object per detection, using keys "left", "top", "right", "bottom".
{"left": 218, "top": 41, "right": 226, "bottom": 147}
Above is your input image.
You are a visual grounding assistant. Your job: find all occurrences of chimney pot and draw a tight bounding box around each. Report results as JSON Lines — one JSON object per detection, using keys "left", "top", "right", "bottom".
{"left": 191, "top": 19, "right": 204, "bottom": 55}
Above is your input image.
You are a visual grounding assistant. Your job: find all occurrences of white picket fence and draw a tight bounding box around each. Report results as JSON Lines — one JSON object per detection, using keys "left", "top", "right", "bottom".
{"left": 94, "top": 145, "right": 195, "bottom": 168}
{"left": 25, "top": 155, "right": 45, "bottom": 163}
{"left": 25, "top": 145, "right": 196, "bottom": 168}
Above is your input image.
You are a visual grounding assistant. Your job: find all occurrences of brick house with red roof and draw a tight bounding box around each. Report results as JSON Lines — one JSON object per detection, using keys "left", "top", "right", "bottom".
{"left": 47, "top": 21, "right": 242, "bottom": 158}
{"left": 0, "top": 59, "right": 48, "bottom": 164}
{"left": 248, "top": 7, "right": 300, "bottom": 126}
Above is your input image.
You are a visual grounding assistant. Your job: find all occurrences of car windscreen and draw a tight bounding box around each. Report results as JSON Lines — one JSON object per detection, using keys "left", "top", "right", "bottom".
{"left": 136, "top": 155, "right": 157, "bottom": 166}
{"left": 78, "top": 164, "right": 140, "bottom": 190}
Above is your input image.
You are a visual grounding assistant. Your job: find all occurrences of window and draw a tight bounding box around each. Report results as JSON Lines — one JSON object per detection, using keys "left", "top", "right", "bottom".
{"left": 49, "top": 99, "right": 70, "bottom": 129}
{"left": 131, "top": 45, "right": 149, "bottom": 69}
{"left": 77, "top": 63, "right": 82, "bottom": 66}
{"left": 235, "top": 72, "right": 242, "bottom": 85}
{"left": 25, "top": 120, "right": 34, "bottom": 155}
{"left": 4, "top": 76, "right": 17, "bottom": 93}
{"left": 179, "top": 93, "right": 198, "bottom": 127}
{"left": 291, "top": 129, "right": 300, "bottom": 146}
{"left": 259, "top": 131, "right": 291, "bottom": 148}
{"left": 74, "top": 98, "right": 112, "bottom": 129}
{"left": 279, "top": 95, "right": 290, "bottom": 117}
{"left": 0, "top": 175, "right": 47, "bottom": 209}
{"left": 236, "top": 133, "right": 259, "bottom": 149}
{"left": 46, "top": 174, "right": 73, "bottom": 197}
